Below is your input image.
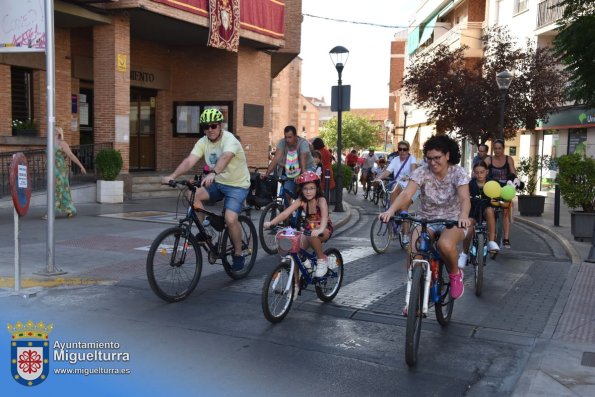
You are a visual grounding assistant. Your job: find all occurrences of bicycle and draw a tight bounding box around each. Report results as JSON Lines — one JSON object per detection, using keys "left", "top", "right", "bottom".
{"left": 258, "top": 175, "right": 303, "bottom": 254}
{"left": 346, "top": 165, "right": 359, "bottom": 195}
{"left": 370, "top": 181, "right": 409, "bottom": 253}
{"left": 362, "top": 172, "right": 375, "bottom": 200}
{"left": 469, "top": 198, "right": 491, "bottom": 296}
{"left": 146, "top": 177, "right": 258, "bottom": 302}
{"left": 396, "top": 213, "right": 458, "bottom": 367}
{"left": 261, "top": 228, "right": 344, "bottom": 323}
{"left": 490, "top": 199, "right": 508, "bottom": 259}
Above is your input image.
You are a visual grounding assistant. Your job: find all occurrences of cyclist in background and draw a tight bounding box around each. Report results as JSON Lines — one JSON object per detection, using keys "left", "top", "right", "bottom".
{"left": 360, "top": 148, "right": 376, "bottom": 194}
{"left": 380, "top": 135, "right": 471, "bottom": 303}
{"left": 264, "top": 125, "right": 315, "bottom": 202}
{"left": 484, "top": 139, "right": 517, "bottom": 248}
{"left": 458, "top": 160, "right": 500, "bottom": 268}
{"left": 162, "top": 108, "right": 250, "bottom": 271}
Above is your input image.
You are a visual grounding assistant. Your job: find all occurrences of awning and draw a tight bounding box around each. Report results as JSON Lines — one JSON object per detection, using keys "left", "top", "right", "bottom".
{"left": 419, "top": 14, "right": 439, "bottom": 46}
{"left": 407, "top": 26, "right": 420, "bottom": 55}
{"left": 536, "top": 107, "right": 595, "bottom": 130}
{"left": 438, "top": 1, "right": 456, "bottom": 18}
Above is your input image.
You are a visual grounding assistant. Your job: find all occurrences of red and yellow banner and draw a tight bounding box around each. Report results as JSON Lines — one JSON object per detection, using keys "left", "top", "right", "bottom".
{"left": 207, "top": 0, "right": 240, "bottom": 52}
{"left": 151, "top": 0, "right": 284, "bottom": 40}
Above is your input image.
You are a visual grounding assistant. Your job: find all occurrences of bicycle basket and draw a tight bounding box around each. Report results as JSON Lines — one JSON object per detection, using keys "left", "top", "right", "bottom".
{"left": 276, "top": 229, "right": 302, "bottom": 255}
{"left": 207, "top": 214, "right": 226, "bottom": 232}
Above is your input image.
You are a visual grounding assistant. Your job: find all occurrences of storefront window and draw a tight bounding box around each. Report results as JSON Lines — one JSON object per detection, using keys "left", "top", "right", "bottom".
{"left": 173, "top": 101, "right": 232, "bottom": 137}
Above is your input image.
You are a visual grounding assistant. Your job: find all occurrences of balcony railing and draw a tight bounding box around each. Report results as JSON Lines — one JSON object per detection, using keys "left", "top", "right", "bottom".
{"left": 537, "top": 0, "right": 566, "bottom": 28}
{"left": 0, "top": 142, "right": 113, "bottom": 199}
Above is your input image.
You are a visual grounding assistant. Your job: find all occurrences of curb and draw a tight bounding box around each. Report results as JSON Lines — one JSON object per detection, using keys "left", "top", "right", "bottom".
{"left": 0, "top": 277, "right": 115, "bottom": 289}
{"left": 513, "top": 216, "right": 582, "bottom": 265}
{"left": 332, "top": 201, "right": 352, "bottom": 230}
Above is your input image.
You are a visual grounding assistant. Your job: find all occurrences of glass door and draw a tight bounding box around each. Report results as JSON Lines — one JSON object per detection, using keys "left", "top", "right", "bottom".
{"left": 130, "top": 88, "right": 156, "bottom": 171}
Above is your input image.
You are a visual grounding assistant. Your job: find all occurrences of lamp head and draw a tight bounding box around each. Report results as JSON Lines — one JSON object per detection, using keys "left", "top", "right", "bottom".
{"left": 329, "top": 46, "right": 349, "bottom": 72}
{"left": 496, "top": 69, "right": 513, "bottom": 90}
{"left": 402, "top": 101, "right": 413, "bottom": 115}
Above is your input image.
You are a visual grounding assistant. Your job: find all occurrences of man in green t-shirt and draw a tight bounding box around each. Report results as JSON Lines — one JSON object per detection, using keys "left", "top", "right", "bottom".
{"left": 162, "top": 109, "right": 250, "bottom": 271}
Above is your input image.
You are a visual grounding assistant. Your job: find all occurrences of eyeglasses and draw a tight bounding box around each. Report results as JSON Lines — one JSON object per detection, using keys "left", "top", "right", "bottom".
{"left": 426, "top": 155, "right": 444, "bottom": 163}
{"left": 398, "top": 147, "right": 409, "bottom": 152}
{"left": 204, "top": 123, "right": 219, "bottom": 130}
{"left": 302, "top": 186, "right": 317, "bottom": 191}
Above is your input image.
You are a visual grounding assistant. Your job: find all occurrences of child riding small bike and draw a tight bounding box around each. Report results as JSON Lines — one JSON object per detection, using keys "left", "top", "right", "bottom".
{"left": 263, "top": 171, "right": 334, "bottom": 281}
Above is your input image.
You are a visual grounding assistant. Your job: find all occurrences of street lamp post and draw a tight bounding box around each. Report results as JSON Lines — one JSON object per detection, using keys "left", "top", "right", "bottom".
{"left": 329, "top": 45, "right": 349, "bottom": 212}
{"left": 401, "top": 101, "right": 412, "bottom": 142}
{"left": 496, "top": 70, "right": 513, "bottom": 141}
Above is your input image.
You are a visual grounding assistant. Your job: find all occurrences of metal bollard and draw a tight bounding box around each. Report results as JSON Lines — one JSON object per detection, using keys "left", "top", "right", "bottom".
{"left": 586, "top": 223, "right": 595, "bottom": 263}
{"left": 324, "top": 169, "right": 331, "bottom": 202}
{"left": 554, "top": 183, "right": 560, "bottom": 227}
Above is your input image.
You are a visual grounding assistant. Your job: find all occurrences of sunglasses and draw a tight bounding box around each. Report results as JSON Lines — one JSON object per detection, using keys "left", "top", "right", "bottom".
{"left": 203, "top": 123, "right": 219, "bottom": 130}
{"left": 398, "top": 147, "right": 409, "bottom": 152}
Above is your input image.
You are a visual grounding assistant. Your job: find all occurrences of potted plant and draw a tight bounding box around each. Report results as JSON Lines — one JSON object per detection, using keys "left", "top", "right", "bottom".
{"left": 12, "top": 119, "right": 37, "bottom": 136}
{"left": 516, "top": 155, "right": 551, "bottom": 216}
{"left": 557, "top": 153, "right": 595, "bottom": 241}
{"left": 95, "top": 148, "right": 124, "bottom": 203}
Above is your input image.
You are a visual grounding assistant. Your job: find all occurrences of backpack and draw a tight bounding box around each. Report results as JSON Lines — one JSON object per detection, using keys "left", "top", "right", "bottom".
{"left": 246, "top": 171, "right": 277, "bottom": 208}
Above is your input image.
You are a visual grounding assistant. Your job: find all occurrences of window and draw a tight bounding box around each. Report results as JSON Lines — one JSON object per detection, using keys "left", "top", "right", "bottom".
{"left": 11, "top": 67, "right": 34, "bottom": 134}
{"left": 173, "top": 101, "right": 233, "bottom": 137}
{"left": 508, "top": 146, "right": 517, "bottom": 156}
{"left": 514, "top": 0, "right": 528, "bottom": 14}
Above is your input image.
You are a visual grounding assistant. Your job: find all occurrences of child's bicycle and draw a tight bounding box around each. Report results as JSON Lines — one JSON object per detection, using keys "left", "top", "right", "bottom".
{"left": 261, "top": 228, "right": 344, "bottom": 323}
{"left": 146, "top": 176, "right": 258, "bottom": 302}
{"left": 258, "top": 175, "right": 303, "bottom": 254}
{"left": 469, "top": 198, "right": 492, "bottom": 296}
{"left": 395, "top": 213, "right": 458, "bottom": 367}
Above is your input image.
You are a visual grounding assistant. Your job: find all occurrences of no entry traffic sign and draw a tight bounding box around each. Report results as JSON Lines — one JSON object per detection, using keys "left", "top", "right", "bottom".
{"left": 9, "top": 152, "right": 32, "bottom": 217}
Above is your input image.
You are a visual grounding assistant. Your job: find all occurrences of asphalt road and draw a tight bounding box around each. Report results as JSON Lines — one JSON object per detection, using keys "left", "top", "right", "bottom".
{"left": 0, "top": 192, "right": 572, "bottom": 396}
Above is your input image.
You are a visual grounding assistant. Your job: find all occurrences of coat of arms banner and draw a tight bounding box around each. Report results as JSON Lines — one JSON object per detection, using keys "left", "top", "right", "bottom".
{"left": 208, "top": 0, "right": 240, "bottom": 52}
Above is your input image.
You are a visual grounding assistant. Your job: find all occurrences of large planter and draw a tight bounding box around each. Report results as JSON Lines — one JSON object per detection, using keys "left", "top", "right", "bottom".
{"left": 97, "top": 180, "right": 124, "bottom": 203}
{"left": 570, "top": 211, "right": 595, "bottom": 242}
{"left": 517, "top": 195, "right": 545, "bottom": 216}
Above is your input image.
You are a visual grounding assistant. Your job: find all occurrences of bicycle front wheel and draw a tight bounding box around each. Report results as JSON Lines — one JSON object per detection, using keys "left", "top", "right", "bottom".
{"left": 372, "top": 187, "right": 380, "bottom": 205}
{"left": 473, "top": 233, "right": 485, "bottom": 297}
{"left": 222, "top": 215, "right": 258, "bottom": 280}
{"left": 352, "top": 177, "right": 358, "bottom": 194}
{"left": 315, "top": 248, "right": 344, "bottom": 302}
{"left": 435, "top": 261, "right": 454, "bottom": 325}
{"left": 405, "top": 266, "right": 424, "bottom": 367}
{"left": 259, "top": 201, "right": 286, "bottom": 255}
{"left": 146, "top": 226, "right": 202, "bottom": 302}
{"left": 261, "top": 260, "right": 294, "bottom": 323}
{"left": 370, "top": 217, "right": 393, "bottom": 254}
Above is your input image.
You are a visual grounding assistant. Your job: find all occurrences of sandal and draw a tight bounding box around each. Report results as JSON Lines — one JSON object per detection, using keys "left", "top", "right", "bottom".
{"left": 503, "top": 239, "right": 511, "bottom": 248}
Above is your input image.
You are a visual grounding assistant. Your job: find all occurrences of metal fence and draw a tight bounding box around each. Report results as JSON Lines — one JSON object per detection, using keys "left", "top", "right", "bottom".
{"left": 0, "top": 142, "right": 113, "bottom": 199}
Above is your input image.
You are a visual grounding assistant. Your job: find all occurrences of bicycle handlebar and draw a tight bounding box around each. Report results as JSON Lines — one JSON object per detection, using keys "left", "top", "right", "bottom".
{"left": 393, "top": 212, "right": 458, "bottom": 228}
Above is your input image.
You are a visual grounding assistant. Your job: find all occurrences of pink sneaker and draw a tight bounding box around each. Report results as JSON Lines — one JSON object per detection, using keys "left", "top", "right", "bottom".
{"left": 449, "top": 269, "right": 464, "bottom": 299}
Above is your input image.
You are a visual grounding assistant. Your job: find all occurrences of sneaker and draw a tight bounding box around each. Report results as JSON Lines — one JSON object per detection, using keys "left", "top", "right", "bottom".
{"left": 449, "top": 269, "right": 464, "bottom": 299}
{"left": 458, "top": 253, "right": 468, "bottom": 269}
{"left": 315, "top": 257, "right": 328, "bottom": 278}
{"left": 487, "top": 241, "right": 500, "bottom": 252}
{"left": 230, "top": 254, "right": 245, "bottom": 272}
{"left": 327, "top": 257, "right": 338, "bottom": 270}
{"left": 503, "top": 239, "right": 511, "bottom": 248}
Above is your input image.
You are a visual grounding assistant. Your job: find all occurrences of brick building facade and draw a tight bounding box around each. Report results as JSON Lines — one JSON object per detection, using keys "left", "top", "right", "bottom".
{"left": 1, "top": 0, "right": 301, "bottom": 173}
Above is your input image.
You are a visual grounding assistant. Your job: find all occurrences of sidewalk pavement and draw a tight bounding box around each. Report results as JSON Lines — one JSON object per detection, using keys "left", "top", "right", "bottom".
{"left": 511, "top": 193, "right": 595, "bottom": 396}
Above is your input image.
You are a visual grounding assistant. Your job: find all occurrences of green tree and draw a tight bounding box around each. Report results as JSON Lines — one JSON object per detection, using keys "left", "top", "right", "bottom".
{"left": 403, "top": 27, "right": 566, "bottom": 144}
{"left": 319, "top": 113, "right": 382, "bottom": 151}
{"left": 553, "top": 0, "right": 595, "bottom": 107}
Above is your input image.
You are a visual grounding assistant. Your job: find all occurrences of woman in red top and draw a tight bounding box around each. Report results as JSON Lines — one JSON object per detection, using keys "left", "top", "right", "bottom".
{"left": 312, "top": 138, "right": 335, "bottom": 191}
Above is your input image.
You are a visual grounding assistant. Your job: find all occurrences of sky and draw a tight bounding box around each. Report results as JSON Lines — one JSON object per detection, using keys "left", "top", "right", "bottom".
{"left": 300, "top": 0, "right": 419, "bottom": 110}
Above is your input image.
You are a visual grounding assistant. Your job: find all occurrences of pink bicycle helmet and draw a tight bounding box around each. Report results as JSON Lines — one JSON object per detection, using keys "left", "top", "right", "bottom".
{"left": 296, "top": 171, "right": 320, "bottom": 185}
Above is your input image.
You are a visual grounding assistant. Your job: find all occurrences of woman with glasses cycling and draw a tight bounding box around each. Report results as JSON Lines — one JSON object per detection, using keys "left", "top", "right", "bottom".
{"left": 380, "top": 135, "right": 471, "bottom": 302}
